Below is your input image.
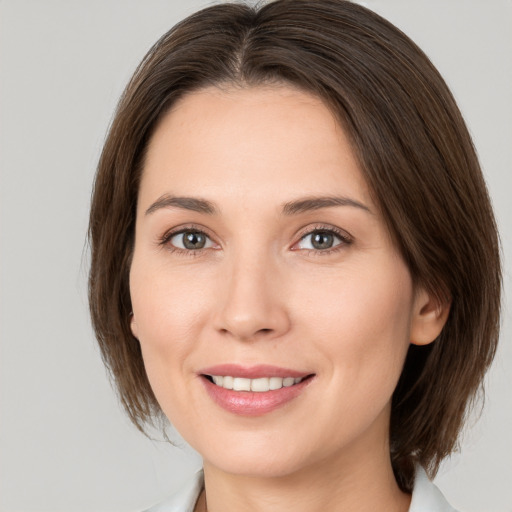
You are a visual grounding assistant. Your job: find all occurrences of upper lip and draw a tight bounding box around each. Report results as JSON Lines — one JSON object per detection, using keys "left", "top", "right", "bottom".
{"left": 199, "top": 364, "right": 312, "bottom": 379}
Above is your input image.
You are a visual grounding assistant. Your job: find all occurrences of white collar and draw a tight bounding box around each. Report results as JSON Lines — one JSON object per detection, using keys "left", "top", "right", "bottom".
{"left": 409, "top": 466, "right": 459, "bottom": 512}
{"left": 145, "top": 466, "right": 459, "bottom": 512}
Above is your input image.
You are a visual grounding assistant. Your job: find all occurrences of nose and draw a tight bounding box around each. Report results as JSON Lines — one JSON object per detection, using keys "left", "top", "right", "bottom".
{"left": 213, "top": 251, "right": 291, "bottom": 342}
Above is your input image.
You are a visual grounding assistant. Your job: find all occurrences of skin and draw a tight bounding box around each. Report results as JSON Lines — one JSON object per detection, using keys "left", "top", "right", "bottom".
{"left": 129, "top": 85, "right": 448, "bottom": 512}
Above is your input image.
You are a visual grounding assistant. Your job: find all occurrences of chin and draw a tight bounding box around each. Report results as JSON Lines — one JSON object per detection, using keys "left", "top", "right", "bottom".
{"left": 197, "top": 431, "right": 320, "bottom": 479}
{"left": 205, "top": 454, "right": 309, "bottom": 479}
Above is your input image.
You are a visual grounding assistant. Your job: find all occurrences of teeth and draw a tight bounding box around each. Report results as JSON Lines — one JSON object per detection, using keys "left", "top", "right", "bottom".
{"left": 212, "top": 376, "right": 223, "bottom": 386}
{"left": 233, "top": 377, "right": 251, "bottom": 391}
{"left": 209, "top": 375, "right": 305, "bottom": 392}
{"left": 251, "top": 377, "right": 270, "bottom": 392}
{"left": 223, "top": 376, "right": 234, "bottom": 389}
{"left": 269, "top": 377, "right": 282, "bottom": 390}
{"left": 283, "top": 377, "right": 295, "bottom": 387}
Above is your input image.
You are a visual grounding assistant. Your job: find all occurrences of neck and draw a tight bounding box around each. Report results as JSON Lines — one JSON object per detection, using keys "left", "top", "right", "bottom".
{"left": 197, "top": 434, "right": 411, "bottom": 512}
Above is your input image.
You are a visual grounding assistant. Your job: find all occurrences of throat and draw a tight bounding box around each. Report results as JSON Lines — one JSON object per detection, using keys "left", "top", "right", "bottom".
{"left": 198, "top": 455, "right": 411, "bottom": 512}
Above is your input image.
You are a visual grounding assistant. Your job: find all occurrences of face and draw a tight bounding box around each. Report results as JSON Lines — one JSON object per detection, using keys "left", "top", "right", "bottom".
{"left": 130, "top": 85, "right": 431, "bottom": 479}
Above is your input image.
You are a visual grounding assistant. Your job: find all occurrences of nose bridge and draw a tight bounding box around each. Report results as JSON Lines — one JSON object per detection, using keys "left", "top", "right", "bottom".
{"left": 214, "top": 244, "right": 290, "bottom": 341}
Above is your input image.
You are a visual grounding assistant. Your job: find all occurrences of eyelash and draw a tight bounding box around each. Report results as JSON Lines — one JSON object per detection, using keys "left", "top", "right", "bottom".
{"left": 158, "top": 223, "right": 353, "bottom": 257}
{"left": 294, "top": 224, "right": 353, "bottom": 256}
{"left": 158, "top": 224, "right": 216, "bottom": 258}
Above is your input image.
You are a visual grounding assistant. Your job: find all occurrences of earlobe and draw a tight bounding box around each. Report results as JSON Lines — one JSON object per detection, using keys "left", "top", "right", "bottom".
{"left": 410, "top": 288, "right": 451, "bottom": 346}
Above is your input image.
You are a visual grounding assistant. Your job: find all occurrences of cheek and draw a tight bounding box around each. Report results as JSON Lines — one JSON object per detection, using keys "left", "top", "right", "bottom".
{"left": 284, "top": 260, "right": 414, "bottom": 453}
{"left": 129, "top": 257, "right": 213, "bottom": 395}
{"left": 131, "top": 250, "right": 211, "bottom": 336}
{"left": 299, "top": 258, "right": 414, "bottom": 388}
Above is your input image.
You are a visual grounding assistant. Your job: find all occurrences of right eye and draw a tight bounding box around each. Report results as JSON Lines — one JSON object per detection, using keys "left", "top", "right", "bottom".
{"left": 169, "top": 230, "right": 215, "bottom": 250}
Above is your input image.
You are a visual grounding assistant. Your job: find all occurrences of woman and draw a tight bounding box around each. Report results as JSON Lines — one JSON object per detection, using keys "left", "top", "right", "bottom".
{"left": 88, "top": 1, "right": 501, "bottom": 511}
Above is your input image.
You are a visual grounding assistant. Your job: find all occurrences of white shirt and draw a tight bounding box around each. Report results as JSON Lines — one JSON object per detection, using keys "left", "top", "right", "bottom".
{"left": 145, "top": 467, "right": 458, "bottom": 512}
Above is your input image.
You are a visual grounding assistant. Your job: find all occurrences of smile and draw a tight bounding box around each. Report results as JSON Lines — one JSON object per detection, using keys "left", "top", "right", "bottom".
{"left": 199, "top": 365, "right": 315, "bottom": 416}
{"left": 207, "top": 375, "right": 305, "bottom": 392}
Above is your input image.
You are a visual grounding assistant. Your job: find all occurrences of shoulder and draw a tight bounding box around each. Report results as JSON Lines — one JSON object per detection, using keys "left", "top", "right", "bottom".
{"left": 409, "top": 466, "right": 460, "bottom": 512}
{"left": 143, "top": 470, "right": 204, "bottom": 512}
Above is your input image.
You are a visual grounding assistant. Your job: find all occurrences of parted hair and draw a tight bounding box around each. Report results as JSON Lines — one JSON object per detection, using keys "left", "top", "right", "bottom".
{"left": 88, "top": 0, "right": 501, "bottom": 492}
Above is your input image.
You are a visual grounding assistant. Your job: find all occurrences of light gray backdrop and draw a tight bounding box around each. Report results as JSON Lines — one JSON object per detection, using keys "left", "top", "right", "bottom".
{"left": 1, "top": 1, "right": 510, "bottom": 511}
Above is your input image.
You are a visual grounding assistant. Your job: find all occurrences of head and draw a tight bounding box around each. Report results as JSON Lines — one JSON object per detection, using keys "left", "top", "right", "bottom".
{"left": 88, "top": 0, "right": 501, "bottom": 491}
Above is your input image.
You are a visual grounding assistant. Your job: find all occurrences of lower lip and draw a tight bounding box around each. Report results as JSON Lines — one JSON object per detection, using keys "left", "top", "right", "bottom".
{"left": 200, "top": 376, "right": 313, "bottom": 416}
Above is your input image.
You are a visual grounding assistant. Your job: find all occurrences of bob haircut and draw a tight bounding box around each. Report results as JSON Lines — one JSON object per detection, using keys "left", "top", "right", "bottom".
{"left": 88, "top": 0, "right": 501, "bottom": 492}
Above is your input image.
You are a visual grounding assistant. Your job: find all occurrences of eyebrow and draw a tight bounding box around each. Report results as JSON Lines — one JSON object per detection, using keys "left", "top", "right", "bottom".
{"left": 145, "top": 195, "right": 218, "bottom": 216}
{"left": 282, "top": 196, "right": 372, "bottom": 215}
{"left": 145, "top": 194, "right": 372, "bottom": 216}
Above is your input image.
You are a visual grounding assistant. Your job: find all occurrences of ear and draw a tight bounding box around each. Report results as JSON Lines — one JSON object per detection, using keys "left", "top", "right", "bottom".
{"left": 130, "top": 313, "right": 139, "bottom": 340}
{"left": 410, "top": 287, "right": 451, "bottom": 346}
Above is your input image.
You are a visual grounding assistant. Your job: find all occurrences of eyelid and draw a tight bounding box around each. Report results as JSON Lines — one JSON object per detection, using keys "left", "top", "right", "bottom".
{"left": 158, "top": 224, "right": 220, "bottom": 253}
{"left": 291, "top": 224, "right": 353, "bottom": 252}
{"left": 170, "top": 231, "right": 216, "bottom": 250}
{"left": 157, "top": 222, "right": 353, "bottom": 255}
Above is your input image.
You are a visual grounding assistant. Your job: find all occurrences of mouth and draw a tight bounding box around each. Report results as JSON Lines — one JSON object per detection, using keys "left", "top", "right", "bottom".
{"left": 198, "top": 364, "right": 315, "bottom": 416}
{"left": 203, "top": 374, "right": 312, "bottom": 392}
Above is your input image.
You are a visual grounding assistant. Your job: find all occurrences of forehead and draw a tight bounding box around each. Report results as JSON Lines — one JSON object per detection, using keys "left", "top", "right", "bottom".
{"left": 139, "top": 85, "right": 372, "bottom": 211}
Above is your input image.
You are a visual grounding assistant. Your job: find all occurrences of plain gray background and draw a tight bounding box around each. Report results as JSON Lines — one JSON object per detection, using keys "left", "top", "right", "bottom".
{"left": 0, "top": 1, "right": 510, "bottom": 511}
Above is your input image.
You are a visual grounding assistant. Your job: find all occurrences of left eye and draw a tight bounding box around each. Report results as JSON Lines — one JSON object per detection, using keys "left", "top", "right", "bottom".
{"left": 169, "top": 230, "right": 215, "bottom": 250}
{"left": 297, "top": 230, "right": 344, "bottom": 251}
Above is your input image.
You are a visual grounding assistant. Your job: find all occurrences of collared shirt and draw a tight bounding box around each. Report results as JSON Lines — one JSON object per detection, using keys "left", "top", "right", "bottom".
{"left": 145, "top": 467, "right": 459, "bottom": 512}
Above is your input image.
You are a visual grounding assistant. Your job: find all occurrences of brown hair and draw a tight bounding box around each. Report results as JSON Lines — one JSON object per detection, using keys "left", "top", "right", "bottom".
{"left": 88, "top": 0, "right": 501, "bottom": 491}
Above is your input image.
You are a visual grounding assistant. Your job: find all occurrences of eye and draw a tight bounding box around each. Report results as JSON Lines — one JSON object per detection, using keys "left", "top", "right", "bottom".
{"left": 169, "top": 230, "right": 215, "bottom": 250}
{"left": 296, "top": 229, "right": 348, "bottom": 251}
